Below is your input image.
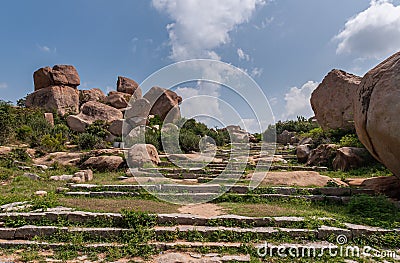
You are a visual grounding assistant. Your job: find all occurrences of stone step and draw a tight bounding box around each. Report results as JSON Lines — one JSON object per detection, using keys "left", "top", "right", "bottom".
{"left": 62, "top": 190, "right": 352, "bottom": 204}
{"left": 0, "top": 226, "right": 131, "bottom": 240}
{"left": 0, "top": 215, "right": 396, "bottom": 241}
{"left": 154, "top": 225, "right": 317, "bottom": 239}
{"left": 66, "top": 184, "right": 375, "bottom": 197}
{"left": 0, "top": 211, "right": 334, "bottom": 229}
{"left": 268, "top": 165, "right": 329, "bottom": 172}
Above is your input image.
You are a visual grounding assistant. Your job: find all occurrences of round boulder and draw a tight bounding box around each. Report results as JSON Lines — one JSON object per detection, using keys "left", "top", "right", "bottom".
{"left": 353, "top": 51, "right": 400, "bottom": 178}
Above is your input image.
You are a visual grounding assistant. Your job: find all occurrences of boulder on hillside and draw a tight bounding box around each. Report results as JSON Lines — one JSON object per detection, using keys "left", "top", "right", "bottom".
{"left": 33, "top": 65, "right": 80, "bottom": 90}
{"left": 306, "top": 144, "right": 339, "bottom": 167}
{"left": 277, "top": 130, "right": 296, "bottom": 145}
{"left": 79, "top": 88, "right": 106, "bottom": 104}
{"left": 143, "top": 86, "right": 182, "bottom": 122}
{"left": 347, "top": 176, "right": 400, "bottom": 199}
{"left": 67, "top": 101, "right": 123, "bottom": 132}
{"left": 296, "top": 144, "right": 311, "bottom": 163}
{"left": 353, "top": 51, "right": 400, "bottom": 179}
{"left": 26, "top": 86, "right": 79, "bottom": 115}
{"left": 106, "top": 91, "right": 131, "bottom": 109}
{"left": 126, "top": 144, "right": 160, "bottom": 168}
{"left": 332, "top": 147, "right": 370, "bottom": 171}
{"left": 33, "top": 152, "right": 84, "bottom": 166}
{"left": 108, "top": 119, "right": 124, "bottom": 137}
{"left": 81, "top": 156, "right": 124, "bottom": 171}
{"left": 311, "top": 69, "right": 361, "bottom": 130}
{"left": 225, "top": 125, "right": 249, "bottom": 143}
{"left": 117, "top": 76, "right": 142, "bottom": 99}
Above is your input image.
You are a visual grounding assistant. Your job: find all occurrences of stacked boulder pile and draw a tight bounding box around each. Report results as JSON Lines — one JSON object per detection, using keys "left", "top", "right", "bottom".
{"left": 310, "top": 51, "right": 400, "bottom": 182}
{"left": 25, "top": 65, "right": 183, "bottom": 168}
{"left": 25, "top": 65, "right": 182, "bottom": 142}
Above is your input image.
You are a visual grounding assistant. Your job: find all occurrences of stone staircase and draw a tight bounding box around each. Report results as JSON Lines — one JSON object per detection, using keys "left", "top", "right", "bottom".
{"left": 0, "top": 209, "right": 398, "bottom": 262}
{"left": 62, "top": 183, "right": 375, "bottom": 205}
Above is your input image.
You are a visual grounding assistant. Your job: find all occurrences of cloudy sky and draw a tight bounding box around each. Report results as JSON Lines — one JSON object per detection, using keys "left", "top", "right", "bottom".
{"left": 1, "top": 0, "right": 400, "bottom": 131}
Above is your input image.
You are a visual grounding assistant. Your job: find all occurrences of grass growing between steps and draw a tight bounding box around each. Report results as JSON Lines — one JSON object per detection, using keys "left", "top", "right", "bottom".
{"left": 59, "top": 197, "right": 179, "bottom": 213}
{"left": 220, "top": 194, "right": 400, "bottom": 229}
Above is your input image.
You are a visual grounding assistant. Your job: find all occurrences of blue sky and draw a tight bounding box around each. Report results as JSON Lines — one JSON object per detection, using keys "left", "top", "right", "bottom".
{"left": 1, "top": 0, "right": 400, "bottom": 131}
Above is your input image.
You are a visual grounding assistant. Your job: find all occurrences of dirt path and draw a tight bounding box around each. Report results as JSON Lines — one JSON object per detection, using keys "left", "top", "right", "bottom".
{"left": 178, "top": 203, "right": 226, "bottom": 217}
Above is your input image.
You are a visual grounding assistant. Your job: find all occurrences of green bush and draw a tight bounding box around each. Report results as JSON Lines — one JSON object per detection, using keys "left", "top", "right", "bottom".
{"left": 85, "top": 120, "right": 110, "bottom": 139}
{"left": 0, "top": 101, "right": 15, "bottom": 145}
{"left": 179, "top": 130, "right": 200, "bottom": 153}
{"left": 40, "top": 134, "right": 65, "bottom": 152}
{"left": 339, "top": 134, "right": 364, "bottom": 148}
{"left": 74, "top": 133, "right": 104, "bottom": 150}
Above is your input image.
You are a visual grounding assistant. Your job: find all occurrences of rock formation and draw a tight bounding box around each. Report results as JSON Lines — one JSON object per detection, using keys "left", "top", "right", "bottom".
{"left": 33, "top": 65, "right": 80, "bottom": 90}
{"left": 26, "top": 86, "right": 79, "bottom": 115}
{"left": 79, "top": 88, "right": 106, "bottom": 104}
{"left": 27, "top": 65, "right": 82, "bottom": 115}
{"left": 67, "top": 101, "right": 123, "bottom": 132}
{"left": 332, "top": 147, "right": 370, "bottom": 171}
{"left": 143, "top": 86, "right": 182, "bottom": 123}
{"left": 117, "top": 76, "right": 142, "bottom": 99}
{"left": 127, "top": 144, "right": 160, "bottom": 167}
{"left": 311, "top": 69, "right": 361, "bottom": 130}
{"left": 353, "top": 51, "right": 400, "bottom": 179}
{"left": 106, "top": 91, "right": 131, "bottom": 109}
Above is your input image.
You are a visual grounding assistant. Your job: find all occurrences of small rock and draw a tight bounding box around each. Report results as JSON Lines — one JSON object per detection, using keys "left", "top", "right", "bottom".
{"left": 33, "top": 164, "right": 49, "bottom": 170}
{"left": 35, "top": 191, "right": 47, "bottom": 197}
{"left": 23, "top": 172, "right": 41, "bottom": 180}
{"left": 71, "top": 177, "right": 83, "bottom": 183}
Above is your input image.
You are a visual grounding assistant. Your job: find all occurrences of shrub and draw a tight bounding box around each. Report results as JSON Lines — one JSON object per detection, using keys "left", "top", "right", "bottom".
{"left": 0, "top": 101, "right": 14, "bottom": 145}
{"left": 74, "top": 133, "right": 104, "bottom": 150}
{"left": 179, "top": 130, "right": 200, "bottom": 152}
{"left": 339, "top": 134, "right": 364, "bottom": 148}
{"left": 85, "top": 120, "right": 110, "bottom": 139}
{"left": 16, "top": 125, "right": 33, "bottom": 142}
{"left": 40, "top": 134, "right": 65, "bottom": 152}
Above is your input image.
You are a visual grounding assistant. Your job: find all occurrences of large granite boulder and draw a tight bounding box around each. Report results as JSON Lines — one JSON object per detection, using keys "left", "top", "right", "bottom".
{"left": 296, "top": 144, "right": 311, "bottom": 163}
{"left": 117, "top": 76, "right": 142, "bottom": 99}
{"left": 126, "top": 144, "right": 160, "bottom": 167}
{"left": 82, "top": 156, "right": 124, "bottom": 171}
{"left": 67, "top": 101, "right": 123, "bottom": 132}
{"left": 143, "top": 86, "right": 182, "bottom": 122}
{"left": 311, "top": 69, "right": 361, "bottom": 130}
{"left": 225, "top": 125, "right": 249, "bottom": 143}
{"left": 277, "top": 130, "right": 296, "bottom": 145}
{"left": 108, "top": 119, "right": 124, "bottom": 137}
{"left": 332, "top": 147, "right": 370, "bottom": 171}
{"left": 79, "top": 88, "right": 106, "bottom": 104}
{"left": 106, "top": 91, "right": 131, "bottom": 109}
{"left": 33, "top": 65, "right": 80, "bottom": 90}
{"left": 353, "top": 51, "right": 400, "bottom": 179}
{"left": 26, "top": 86, "right": 79, "bottom": 115}
{"left": 306, "top": 144, "right": 339, "bottom": 167}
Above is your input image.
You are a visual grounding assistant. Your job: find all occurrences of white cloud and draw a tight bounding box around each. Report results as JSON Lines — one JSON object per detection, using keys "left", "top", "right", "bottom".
{"left": 0, "top": 82, "right": 8, "bottom": 89}
{"left": 175, "top": 82, "right": 222, "bottom": 124}
{"left": 335, "top": 0, "right": 400, "bottom": 59}
{"left": 37, "top": 44, "right": 56, "bottom": 53}
{"left": 152, "top": 0, "right": 266, "bottom": 61}
{"left": 254, "top": 16, "right": 274, "bottom": 29}
{"left": 250, "top": 67, "right": 263, "bottom": 77}
{"left": 237, "top": 48, "right": 250, "bottom": 61}
{"left": 283, "top": 81, "right": 319, "bottom": 120}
